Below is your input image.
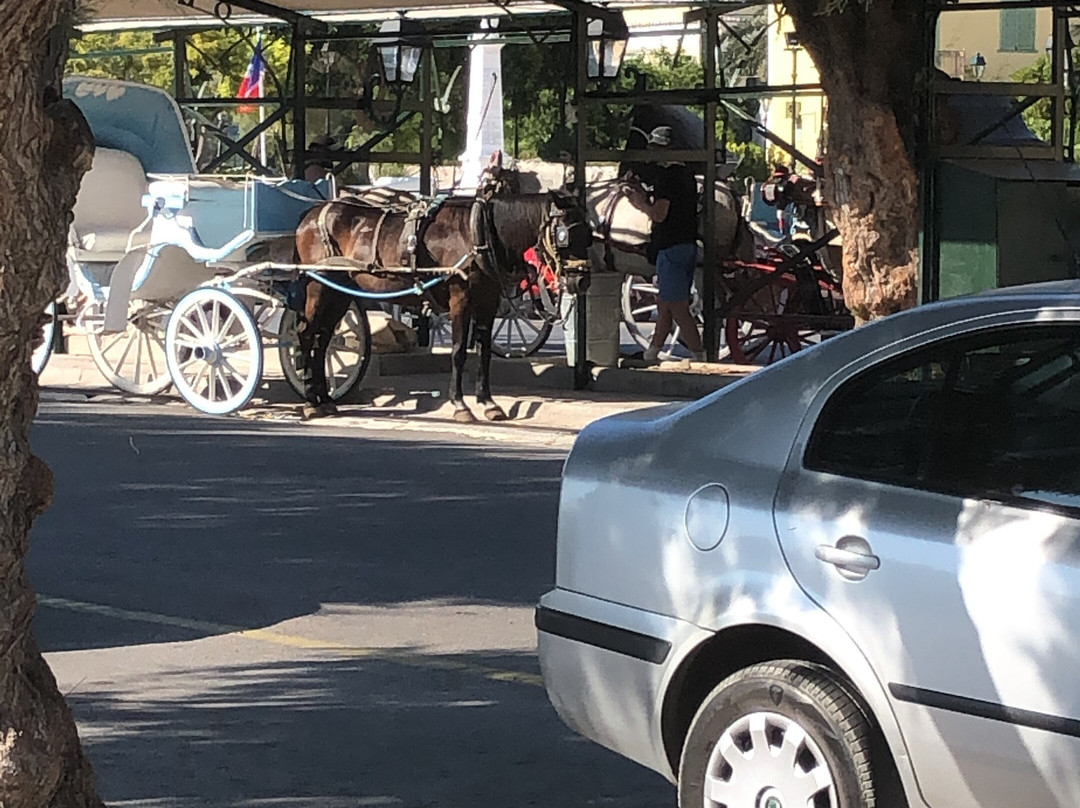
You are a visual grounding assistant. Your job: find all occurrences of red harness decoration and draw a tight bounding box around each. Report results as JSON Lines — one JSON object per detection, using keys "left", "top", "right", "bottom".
{"left": 522, "top": 247, "right": 559, "bottom": 297}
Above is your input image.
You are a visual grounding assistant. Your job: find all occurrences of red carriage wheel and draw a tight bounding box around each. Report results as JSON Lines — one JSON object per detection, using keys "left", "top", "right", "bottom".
{"left": 724, "top": 269, "right": 852, "bottom": 365}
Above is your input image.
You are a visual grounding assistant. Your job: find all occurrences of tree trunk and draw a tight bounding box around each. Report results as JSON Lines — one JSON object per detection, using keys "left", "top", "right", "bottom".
{"left": 0, "top": 2, "right": 101, "bottom": 805}
{"left": 785, "top": 0, "right": 931, "bottom": 322}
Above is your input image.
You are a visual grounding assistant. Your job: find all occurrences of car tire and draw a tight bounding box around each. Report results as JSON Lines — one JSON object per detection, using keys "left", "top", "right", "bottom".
{"left": 678, "top": 660, "right": 875, "bottom": 808}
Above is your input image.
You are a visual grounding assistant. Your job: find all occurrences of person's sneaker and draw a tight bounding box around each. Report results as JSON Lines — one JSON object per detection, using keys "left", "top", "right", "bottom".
{"left": 691, "top": 350, "right": 706, "bottom": 362}
{"left": 643, "top": 345, "right": 660, "bottom": 362}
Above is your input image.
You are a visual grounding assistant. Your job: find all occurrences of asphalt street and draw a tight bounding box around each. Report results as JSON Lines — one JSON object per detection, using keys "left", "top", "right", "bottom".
{"left": 29, "top": 401, "right": 675, "bottom": 808}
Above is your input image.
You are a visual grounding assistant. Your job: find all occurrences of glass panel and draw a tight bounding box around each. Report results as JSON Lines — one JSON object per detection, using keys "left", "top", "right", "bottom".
{"left": 807, "top": 325, "right": 1080, "bottom": 507}
{"left": 604, "top": 39, "right": 627, "bottom": 78}
{"left": 399, "top": 45, "right": 421, "bottom": 84}
{"left": 379, "top": 44, "right": 399, "bottom": 83}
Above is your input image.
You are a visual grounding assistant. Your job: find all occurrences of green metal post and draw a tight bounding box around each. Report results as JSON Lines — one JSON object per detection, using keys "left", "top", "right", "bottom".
{"left": 292, "top": 24, "right": 308, "bottom": 180}
{"left": 172, "top": 31, "right": 188, "bottom": 100}
{"left": 703, "top": 9, "right": 719, "bottom": 360}
{"left": 573, "top": 9, "right": 589, "bottom": 391}
{"left": 421, "top": 51, "right": 434, "bottom": 196}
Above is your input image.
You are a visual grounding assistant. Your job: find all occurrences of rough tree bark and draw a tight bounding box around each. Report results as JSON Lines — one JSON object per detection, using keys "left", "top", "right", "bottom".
{"left": 785, "top": 0, "right": 933, "bottom": 322}
{"left": 0, "top": 1, "right": 101, "bottom": 805}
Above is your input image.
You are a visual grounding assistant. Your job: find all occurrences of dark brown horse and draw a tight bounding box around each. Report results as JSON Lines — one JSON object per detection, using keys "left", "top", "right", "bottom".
{"left": 293, "top": 190, "right": 592, "bottom": 422}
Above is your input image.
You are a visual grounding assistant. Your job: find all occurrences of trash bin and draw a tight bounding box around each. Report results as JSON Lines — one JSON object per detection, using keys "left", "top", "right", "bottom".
{"left": 562, "top": 271, "right": 622, "bottom": 367}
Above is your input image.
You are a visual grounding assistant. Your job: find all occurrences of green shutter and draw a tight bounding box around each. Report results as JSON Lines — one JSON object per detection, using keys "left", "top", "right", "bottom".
{"left": 1000, "top": 8, "right": 1036, "bottom": 52}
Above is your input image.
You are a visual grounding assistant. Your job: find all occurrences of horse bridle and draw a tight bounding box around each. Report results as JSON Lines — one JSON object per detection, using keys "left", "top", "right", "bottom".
{"left": 537, "top": 202, "right": 590, "bottom": 277}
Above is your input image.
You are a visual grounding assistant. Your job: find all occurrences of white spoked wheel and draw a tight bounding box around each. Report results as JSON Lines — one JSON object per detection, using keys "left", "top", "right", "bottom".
{"left": 427, "top": 310, "right": 453, "bottom": 352}
{"left": 87, "top": 301, "right": 173, "bottom": 395}
{"left": 491, "top": 283, "right": 553, "bottom": 359}
{"left": 621, "top": 274, "right": 728, "bottom": 360}
{"left": 279, "top": 302, "right": 371, "bottom": 401}
{"left": 32, "top": 301, "right": 57, "bottom": 375}
{"left": 166, "top": 287, "right": 262, "bottom": 415}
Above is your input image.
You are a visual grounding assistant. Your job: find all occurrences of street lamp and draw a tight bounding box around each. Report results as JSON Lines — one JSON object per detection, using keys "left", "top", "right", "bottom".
{"left": 376, "top": 16, "right": 425, "bottom": 89}
{"left": 970, "top": 51, "right": 987, "bottom": 81}
{"left": 586, "top": 12, "right": 629, "bottom": 81}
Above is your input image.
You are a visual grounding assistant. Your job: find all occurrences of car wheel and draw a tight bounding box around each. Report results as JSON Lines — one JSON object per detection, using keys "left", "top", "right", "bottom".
{"left": 678, "top": 661, "right": 874, "bottom": 808}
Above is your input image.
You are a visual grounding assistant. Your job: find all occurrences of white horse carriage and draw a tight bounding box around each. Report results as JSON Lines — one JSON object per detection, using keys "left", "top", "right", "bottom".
{"left": 41, "top": 77, "right": 368, "bottom": 413}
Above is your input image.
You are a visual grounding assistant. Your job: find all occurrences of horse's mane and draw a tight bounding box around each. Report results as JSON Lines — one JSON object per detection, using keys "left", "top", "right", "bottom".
{"left": 489, "top": 193, "right": 567, "bottom": 261}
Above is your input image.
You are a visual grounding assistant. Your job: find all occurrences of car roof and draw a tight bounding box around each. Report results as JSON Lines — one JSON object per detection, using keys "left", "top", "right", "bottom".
{"left": 666, "top": 282, "right": 1080, "bottom": 472}
{"left": 571, "top": 282, "right": 1080, "bottom": 488}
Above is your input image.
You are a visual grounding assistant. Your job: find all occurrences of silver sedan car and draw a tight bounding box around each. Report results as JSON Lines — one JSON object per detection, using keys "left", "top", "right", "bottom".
{"left": 537, "top": 281, "right": 1080, "bottom": 808}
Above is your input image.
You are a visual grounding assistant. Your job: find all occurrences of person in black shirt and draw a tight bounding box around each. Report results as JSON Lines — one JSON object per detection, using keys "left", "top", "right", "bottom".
{"left": 623, "top": 127, "right": 704, "bottom": 362}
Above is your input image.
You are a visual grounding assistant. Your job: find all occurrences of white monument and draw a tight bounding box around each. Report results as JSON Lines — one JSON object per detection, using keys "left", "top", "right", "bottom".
{"left": 458, "top": 18, "right": 505, "bottom": 189}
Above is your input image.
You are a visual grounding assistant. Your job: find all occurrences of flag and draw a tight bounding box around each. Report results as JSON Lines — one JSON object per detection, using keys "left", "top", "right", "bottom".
{"left": 237, "top": 40, "right": 266, "bottom": 113}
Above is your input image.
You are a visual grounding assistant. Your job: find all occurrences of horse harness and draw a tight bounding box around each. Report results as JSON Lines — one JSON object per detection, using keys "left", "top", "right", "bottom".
{"left": 315, "top": 189, "right": 588, "bottom": 294}
{"left": 315, "top": 195, "right": 457, "bottom": 277}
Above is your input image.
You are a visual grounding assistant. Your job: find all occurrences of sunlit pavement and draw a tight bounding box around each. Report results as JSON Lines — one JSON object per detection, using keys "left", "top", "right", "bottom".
{"left": 30, "top": 402, "right": 675, "bottom": 808}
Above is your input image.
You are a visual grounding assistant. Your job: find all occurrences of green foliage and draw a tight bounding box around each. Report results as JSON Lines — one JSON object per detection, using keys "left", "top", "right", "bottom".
{"left": 726, "top": 140, "right": 770, "bottom": 183}
{"left": 68, "top": 31, "right": 173, "bottom": 87}
{"left": 501, "top": 40, "right": 575, "bottom": 161}
{"left": 1012, "top": 55, "right": 1054, "bottom": 142}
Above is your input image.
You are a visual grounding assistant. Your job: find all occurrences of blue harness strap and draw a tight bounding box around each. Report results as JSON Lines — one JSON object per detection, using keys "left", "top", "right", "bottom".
{"left": 307, "top": 270, "right": 448, "bottom": 301}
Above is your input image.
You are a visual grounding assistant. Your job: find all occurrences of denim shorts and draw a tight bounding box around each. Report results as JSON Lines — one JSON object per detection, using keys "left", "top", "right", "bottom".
{"left": 655, "top": 242, "right": 698, "bottom": 303}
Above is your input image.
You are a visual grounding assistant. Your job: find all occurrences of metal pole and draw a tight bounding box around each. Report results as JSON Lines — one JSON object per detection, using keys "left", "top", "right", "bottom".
{"left": 292, "top": 24, "right": 308, "bottom": 180}
{"left": 918, "top": 9, "right": 939, "bottom": 304}
{"left": 790, "top": 47, "right": 798, "bottom": 171}
{"left": 172, "top": 31, "right": 188, "bottom": 100}
{"left": 420, "top": 51, "right": 434, "bottom": 195}
{"left": 572, "top": 9, "right": 589, "bottom": 390}
{"left": 703, "top": 9, "right": 718, "bottom": 361}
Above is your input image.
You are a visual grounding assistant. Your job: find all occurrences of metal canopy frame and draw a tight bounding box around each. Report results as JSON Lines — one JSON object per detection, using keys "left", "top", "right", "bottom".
{"left": 919, "top": 0, "right": 1080, "bottom": 304}
{"left": 75, "top": 0, "right": 832, "bottom": 387}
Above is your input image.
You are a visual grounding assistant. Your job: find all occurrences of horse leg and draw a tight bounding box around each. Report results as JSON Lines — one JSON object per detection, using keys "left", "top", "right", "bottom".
{"left": 309, "top": 291, "right": 352, "bottom": 417}
{"left": 295, "top": 280, "right": 322, "bottom": 416}
{"left": 448, "top": 283, "right": 475, "bottom": 423}
{"left": 471, "top": 278, "right": 506, "bottom": 422}
{"left": 298, "top": 283, "right": 337, "bottom": 420}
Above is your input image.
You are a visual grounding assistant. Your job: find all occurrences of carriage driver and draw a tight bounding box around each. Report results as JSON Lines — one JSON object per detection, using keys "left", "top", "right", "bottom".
{"left": 622, "top": 126, "right": 706, "bottom": 363}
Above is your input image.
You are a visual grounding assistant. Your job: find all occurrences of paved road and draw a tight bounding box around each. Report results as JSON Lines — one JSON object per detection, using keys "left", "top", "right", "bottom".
{"left": 29, "top": 401, "right": 674, "bottom": 808}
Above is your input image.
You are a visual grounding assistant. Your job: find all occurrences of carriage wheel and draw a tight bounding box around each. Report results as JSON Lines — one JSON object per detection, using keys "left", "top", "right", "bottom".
{"left": 426, "top": 310, "right": 453, "bottom": 351}
{"left": 87, "top": 301, "right": 174, "bottom": 395}
{"left": 278, "top": 302, "right": 371, "bottom": 401}
{"left": 166, "top": 287, "right": 262, "bottom": 415}
{"left": 491, "top": 283, "right": 553, "bottom": 359}
{"left": 621, "top": 274, "right": 662, "bottom": 350}
{"left": 620, "top": 275, "right": 727, "bottom": 358}
{"left": 724, "top": 270, "right": 848, "bottom": 365}
{"left": 32, "top": 301, "right": 57, "bottom": 376}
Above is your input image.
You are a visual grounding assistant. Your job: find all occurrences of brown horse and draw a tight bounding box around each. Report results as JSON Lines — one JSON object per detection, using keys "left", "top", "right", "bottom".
{"left": 293, "top": 190, "right": 592, "bottom": 422}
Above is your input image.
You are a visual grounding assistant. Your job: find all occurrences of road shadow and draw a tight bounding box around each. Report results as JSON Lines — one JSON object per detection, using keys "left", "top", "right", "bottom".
{"left": 57, "top": 650, "right": 674, "bottom": 808}
{"left": 30, "top": 404, "right": 567, "bottom": 652}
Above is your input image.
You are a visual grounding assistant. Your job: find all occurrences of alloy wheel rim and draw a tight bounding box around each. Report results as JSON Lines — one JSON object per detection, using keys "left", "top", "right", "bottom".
{"left": 702, "top": 711, "right": 837, "bottom": 808}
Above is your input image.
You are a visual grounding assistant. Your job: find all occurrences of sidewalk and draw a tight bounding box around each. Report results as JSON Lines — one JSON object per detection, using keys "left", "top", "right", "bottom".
{"left": 37, "top": 336, "right": 757, "bottom": 437}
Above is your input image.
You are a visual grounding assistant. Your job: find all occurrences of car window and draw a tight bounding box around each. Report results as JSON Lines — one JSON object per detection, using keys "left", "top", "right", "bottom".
{"left": 805, "top": 325, "right": 1080, "bottom": 508}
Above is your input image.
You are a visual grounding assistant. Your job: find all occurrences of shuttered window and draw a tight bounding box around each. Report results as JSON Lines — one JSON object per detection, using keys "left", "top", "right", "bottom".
{"left": 1000, "top": 8, "right": 1037, "bottom": 52}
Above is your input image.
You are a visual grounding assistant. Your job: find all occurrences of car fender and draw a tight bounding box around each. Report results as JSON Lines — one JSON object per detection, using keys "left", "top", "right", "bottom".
{"left": 663, "top": 569, "right": 925, "bottom": 807}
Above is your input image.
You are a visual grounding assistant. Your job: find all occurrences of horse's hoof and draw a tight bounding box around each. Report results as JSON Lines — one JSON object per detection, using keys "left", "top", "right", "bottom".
{"left": 453, "top": 407, "right": 476, "bottom": 423}
{"left": 483, "top": 404, "right": 508, "bottom": 422}
{"left": 317, "top": 401, "right": 339, "bottom": 417}
{"left": 300, "top": 404, "right": 322, "bottom": 421}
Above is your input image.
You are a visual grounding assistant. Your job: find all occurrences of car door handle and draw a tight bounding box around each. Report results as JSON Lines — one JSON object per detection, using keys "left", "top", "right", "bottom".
{"left": 815, "top": 544, "right": 880, "bottom": 574}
